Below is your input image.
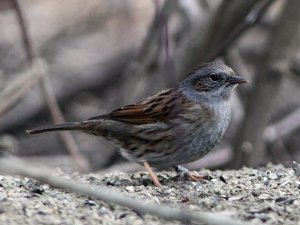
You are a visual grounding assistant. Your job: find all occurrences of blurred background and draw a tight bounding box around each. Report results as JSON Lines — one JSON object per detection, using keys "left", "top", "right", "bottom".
{"left": 0, "top": 0, "right": 300, "bottom": 173}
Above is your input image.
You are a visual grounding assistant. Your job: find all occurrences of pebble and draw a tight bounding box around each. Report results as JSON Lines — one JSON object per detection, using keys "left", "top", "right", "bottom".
{"left": 125, "top": 186, "right": 134, "bottom": 193}
{"left": 268, "top": 173, "right": 279, "bottom": 180}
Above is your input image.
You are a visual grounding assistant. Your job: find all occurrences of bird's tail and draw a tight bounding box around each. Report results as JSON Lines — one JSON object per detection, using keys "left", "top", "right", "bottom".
{"left": 26, "top": 122, "right": 82, "bottom": 135}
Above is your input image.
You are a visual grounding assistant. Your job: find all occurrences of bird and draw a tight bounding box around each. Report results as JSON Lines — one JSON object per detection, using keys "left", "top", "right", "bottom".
{"left": 27, "top": 62, "right": 248, "bottom": 187}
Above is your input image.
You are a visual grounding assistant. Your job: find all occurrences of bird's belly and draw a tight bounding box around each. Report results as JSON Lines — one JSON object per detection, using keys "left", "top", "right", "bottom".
{"left": 147, "top": 120, "right": 228, "bottom": 168}
{"left": 178, "top": 126, "right": 224, "bottom": 163}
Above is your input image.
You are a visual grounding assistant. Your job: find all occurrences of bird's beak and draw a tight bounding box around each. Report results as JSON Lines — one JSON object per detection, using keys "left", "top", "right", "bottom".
{"left": 227, "top": 75, "right": 248, "bottom": 85}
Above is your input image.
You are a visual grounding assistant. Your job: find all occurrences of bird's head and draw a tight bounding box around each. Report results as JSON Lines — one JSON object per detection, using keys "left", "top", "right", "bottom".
{"left": 180, "top": 62, "right": 248, "bottom": 103}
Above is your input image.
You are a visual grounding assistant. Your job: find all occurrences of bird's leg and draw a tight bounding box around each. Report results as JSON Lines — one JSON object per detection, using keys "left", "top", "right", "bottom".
{"left": 143, "top": 161, "right": 162, "bottom": 187}
{"left": 173, "top": 165, "right": 208, "bottom": 181}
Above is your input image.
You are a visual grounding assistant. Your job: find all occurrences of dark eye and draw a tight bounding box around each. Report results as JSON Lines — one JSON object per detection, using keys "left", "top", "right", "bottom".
{"left": 210, "top": 74, "right": 219, "bottom": 81}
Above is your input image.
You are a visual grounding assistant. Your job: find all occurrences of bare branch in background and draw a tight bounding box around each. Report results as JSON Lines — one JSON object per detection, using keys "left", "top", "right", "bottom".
{"left": 232, "top": 0, "right": 300, "bottom": 168}
{"left": 0, "top": 53, "right": 129, "bottom": 134}
{"left": 37, "top": 60, "right": 90, "bottom": 171}
{"left": 136, "top": 0, "right": 176, "bottom": 66}
{"left": 1, "top": 0, "right": 299, "bottom": 171}
{"left": 0, "top": 156, "right": 248, "bottom": 225}
{"left": 176, "top": 0, "right": 260, "bottom": 78}
{"left": 10, "top": 0, "right": 36, "bottom": 60}
{"left": 0, "top": 65, "right": 40, "bottom": 117}
{"left": 205, "top": 0, "right": 275, "bottom": 62}
{"left": 10, "top": 0, "right": 89, "bottom": 171}
{"left": 115, "top": 0, "right": 179, "bottom": 106}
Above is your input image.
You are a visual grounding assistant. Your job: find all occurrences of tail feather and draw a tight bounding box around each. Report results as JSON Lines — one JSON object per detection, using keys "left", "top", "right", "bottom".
{"left": 26, "top": 122, "right": 82, "bottom": 134}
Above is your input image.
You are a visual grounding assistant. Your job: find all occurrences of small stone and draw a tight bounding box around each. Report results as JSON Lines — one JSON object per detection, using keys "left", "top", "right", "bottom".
{"left": 118, "top": 212, "right": 127, "bottom": 219}
{"left": 84, "top": 199, "right": 97, "bottom": 207}
{"left": 106, "top": 179, "right": 121, "bottom": 186}
{"left": 31, "top": 188, "right": 44, "bottom": 195}
{"left": 98, "top": 207, "right": 112, "bottom": 216}
{"left": 268, "top": 173, "right": 279, "bottom": 180}
{"left": 125, "top": 186, "right": 135, "bottom": 192}
{"left": 279, "top": 179, "right": 290, "bottom": 186}
{"left": 195, "top": 184, "right": 203, "bottom": 192}
{"left": 219, "top": 175, "right": 227, "bottom": 184}
{"left": 258, "top": 194, "right": 272, "bottom": 200}
{"left": 228, "top": 195, "right": 244, "bottom": 201}
{"left": 37, "top": 211, "right": 47, "bottom": 216}
{"left": 275, "top": 197, "right": 288, "bottom": 203}
{"left": 87, "top": 176, "right": 97, "bottom": 182}
{"left": 252, "top": 189, "right": 261, "bottom": 197}
{"left": 263, "top": 177, "right": 269, "bottom": 186}
{"left": 292, "top": 161, "right": 300, "bottom": 176}
{"left": 269, "top": 182, "right": 278, "bottom": 189}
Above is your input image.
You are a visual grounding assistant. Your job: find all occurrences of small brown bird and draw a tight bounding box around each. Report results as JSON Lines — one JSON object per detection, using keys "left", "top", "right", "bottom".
{"left": 27, "top": 62, "right": 248, "bottom": 187}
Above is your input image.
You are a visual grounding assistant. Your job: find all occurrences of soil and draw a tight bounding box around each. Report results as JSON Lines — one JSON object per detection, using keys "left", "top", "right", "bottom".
{"left": 0, "top": 164, "right": 299, "bottom": 225}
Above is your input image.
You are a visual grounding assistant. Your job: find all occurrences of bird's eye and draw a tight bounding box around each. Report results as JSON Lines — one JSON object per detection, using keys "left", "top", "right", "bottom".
{"left": 210, "top": 74, "right": 219, "bottom": 81}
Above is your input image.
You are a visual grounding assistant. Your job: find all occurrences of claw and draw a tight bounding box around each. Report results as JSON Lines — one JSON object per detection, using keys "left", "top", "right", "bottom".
{"left": 187, "top": 173, "right": 207, "bottom": 181}
{"left": 173, "top": 165, "right": 209, "bottom": 182}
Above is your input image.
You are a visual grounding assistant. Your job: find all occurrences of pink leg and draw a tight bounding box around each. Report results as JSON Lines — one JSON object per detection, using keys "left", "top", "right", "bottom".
{"left": 143, "top": 161, "right": 162, "bottom": 187}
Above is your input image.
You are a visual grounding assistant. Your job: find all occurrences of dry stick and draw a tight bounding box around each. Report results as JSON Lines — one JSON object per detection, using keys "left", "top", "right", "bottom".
{"left": 0, "top": 53, "right": 129, "bottom": 134}
{"left": 156, "top": 0, "right": 176, "bottom": 87}
{"left": 176, "top": 0, "right": 260, "bottom": 78}
{"left": 205, "top": 0, "right": 275, "bottom": 62}
{"left": 10, "top": 0, "right": 35, "bottom": 61}
{"left": 10, "top": 0, "right": 88, "bottom": 171}
{"left": 116, "top": 0, "right": 178, "bottom": 106}
{"left": 137, "top": 0, "right": 175, "bottom": 62}
{"left": 0, "top": 65, "right": 40, "bottom": 117}
{"left": 0, "top": 157, "right": 248, "bottom": 225}
{"left": 37, "top": 61, "right": 90, "bottom": 171}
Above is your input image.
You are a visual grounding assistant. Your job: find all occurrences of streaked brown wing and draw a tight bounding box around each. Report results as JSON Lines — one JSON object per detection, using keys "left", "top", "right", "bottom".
{"left": 89, "top": 88, "right": 187, "bottom": 124}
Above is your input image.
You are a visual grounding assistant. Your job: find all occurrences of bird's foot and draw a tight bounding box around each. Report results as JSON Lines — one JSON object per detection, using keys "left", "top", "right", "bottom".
{"left": 172, "top": 165, "right": 209, "bottom": 181}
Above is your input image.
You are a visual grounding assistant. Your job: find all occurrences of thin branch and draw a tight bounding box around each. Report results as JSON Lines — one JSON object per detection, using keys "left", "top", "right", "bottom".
{"left": 10, "top": 0, "right": 89, "bottom": 171}
{"left": 0, "top": 53, "right": 129, "bottom": 133}
{"left": 115, "top": 0, "right": 179, "bottom": 105}
{"left": 205, "top": 0, "right": 275, "bottom": 62}
{"left": 176, "top": 0, "right": 260, "bottom": 78}
{"left": 0, "top": 157, "right": 249, "bottom": 225}
{"left": 10, "top": 0, "right": 36, "bottom": 61}
{"left": 232, "top": 0, "right": 300, "bottom": 167}
{"left": 137, "top": 0, "right": 176, "bottom": 63}
{"left": 36, "top": 60, "right": 90, "bottom": 171}
{"left": 0, "top": 64, "right": 40, "bottom": 117}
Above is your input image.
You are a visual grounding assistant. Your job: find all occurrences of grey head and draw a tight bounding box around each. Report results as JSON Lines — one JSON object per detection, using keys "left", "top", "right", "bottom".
{"left": 179, "top": 62, "right": 248, "bottom": 103}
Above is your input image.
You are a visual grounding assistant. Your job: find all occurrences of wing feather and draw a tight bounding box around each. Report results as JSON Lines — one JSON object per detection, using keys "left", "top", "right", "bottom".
{"left": 89, "top": 88, "right": 188, "bottom": 124}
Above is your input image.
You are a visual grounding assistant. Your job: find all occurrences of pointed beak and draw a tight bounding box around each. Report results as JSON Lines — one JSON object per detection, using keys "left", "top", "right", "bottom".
{"left": 227, "top": 75, "right": 248, "bottom": 85}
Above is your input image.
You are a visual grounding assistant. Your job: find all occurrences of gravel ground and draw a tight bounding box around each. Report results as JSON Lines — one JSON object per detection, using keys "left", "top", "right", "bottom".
{"left": 0, "top": 164, "right": 299, "bottom": 225}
